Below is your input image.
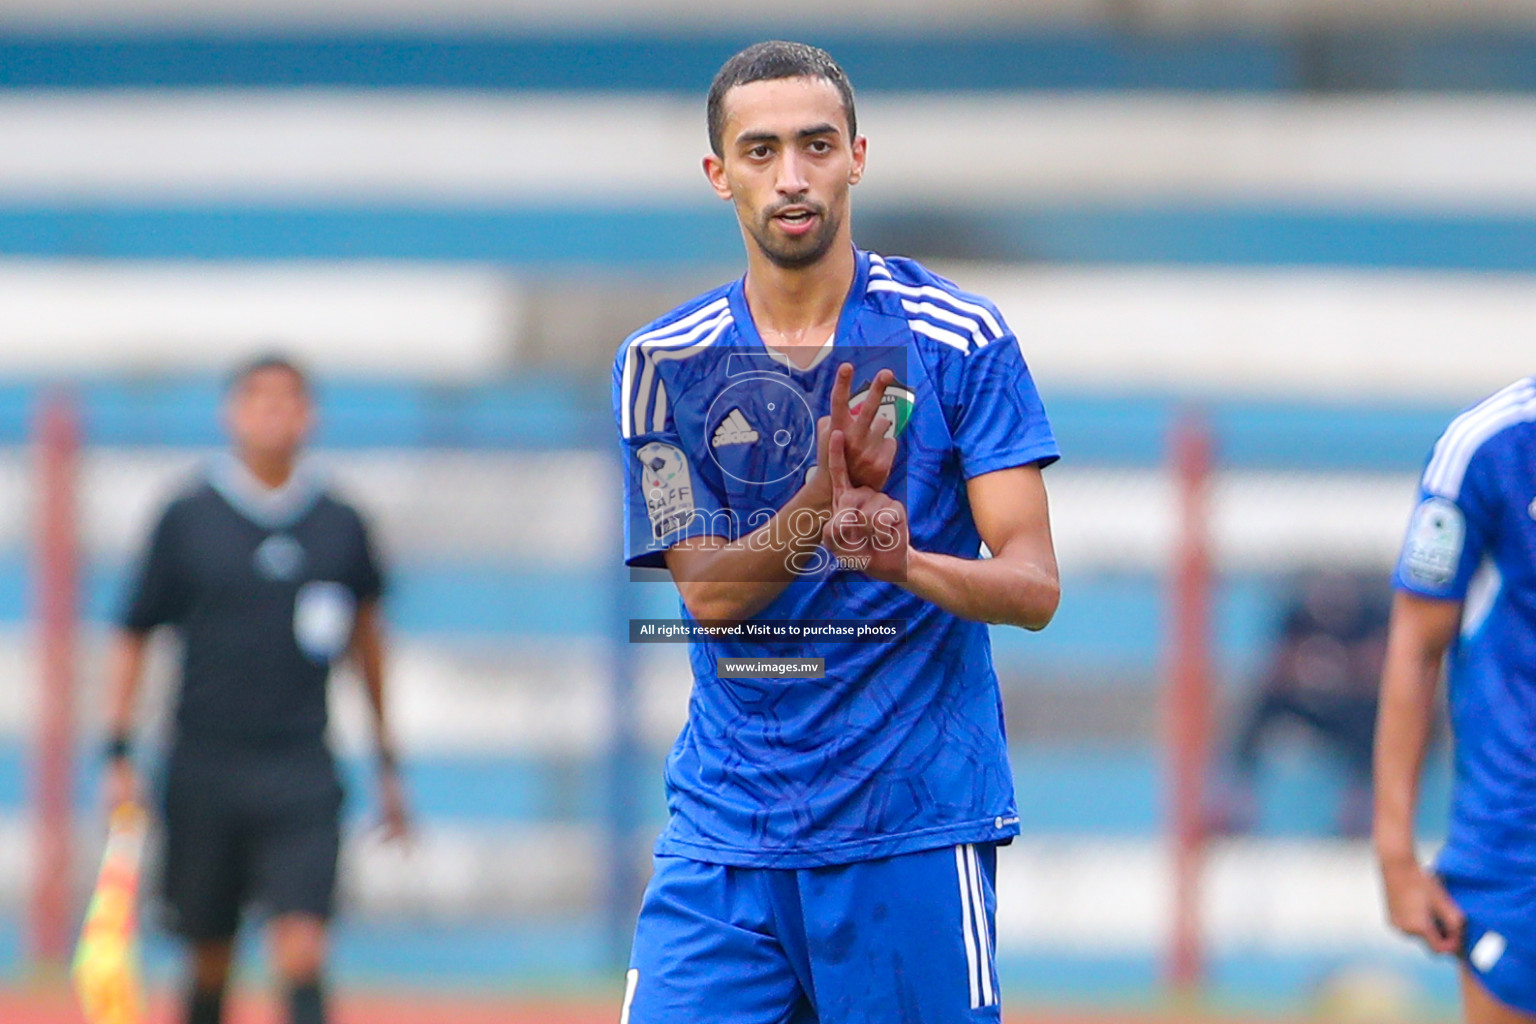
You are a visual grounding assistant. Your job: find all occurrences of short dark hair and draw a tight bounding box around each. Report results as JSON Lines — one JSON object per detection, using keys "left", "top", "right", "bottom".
{"left": 707, "top": 41, "right": 857, "bottom": 157}
{"left": 227, "top": 352, "right": 311, "bottom": 395}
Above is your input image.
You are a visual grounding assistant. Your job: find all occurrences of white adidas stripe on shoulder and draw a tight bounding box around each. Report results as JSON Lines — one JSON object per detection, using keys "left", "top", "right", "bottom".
{"left": 901, "top": 299, "right": 992, "bottom": 350}
{"left": 623, "top": 304, "right": 734, "bottom": 437}
{"left": 621, "top": 299, "right": 731, "bottom": 437}
{"left": 1422, "top": 377, "right": 1536, "bottom": 499}
{"left": 878, "top": 254, "right": 1007, "bottom": 342}
{"left": 871, "top": 279, "right": 1004, "bottom": 342}
{"left": 630, "top": 312, "right": 733, "bottom": 437}
{"left": 622, "top": 302, "right": 725, "bottom": 438}
{"left": 909, "top": 317, "right": 972, "bottom": 354}
{"left": 630, "top": 297, "right": 731, "bottom": 347}
{"left": 868, "top": 284, "right": 1003, "bottom": 354}
{"left": 869, "top": 254, "right": 1006, "bottom": 350}
{"left": 638, "top": 314, "right": 728, "bottom": 439}
{"left": 620, "top": 298, "right": 731, "bottom": 438}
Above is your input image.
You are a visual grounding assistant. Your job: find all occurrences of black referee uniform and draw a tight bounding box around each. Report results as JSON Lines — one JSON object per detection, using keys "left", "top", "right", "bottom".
{"left": 120, "top": 457, "right": 383, "bottom": 940}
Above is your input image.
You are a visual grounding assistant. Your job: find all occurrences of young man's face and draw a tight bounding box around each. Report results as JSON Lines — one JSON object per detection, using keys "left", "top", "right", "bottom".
{"left": 705, "top": 75, "right": 866, "bottom": 270}
{"left": 225, "top": 366, "right": 312, "bottom": 463}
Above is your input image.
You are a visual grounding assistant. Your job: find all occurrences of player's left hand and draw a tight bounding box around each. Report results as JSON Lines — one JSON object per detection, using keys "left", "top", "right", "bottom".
{"left": 104, "top": 758, "right": 143, "bottom": 816}
{"left": 1380, "top": 855, "right": 1464, "bottom": 956}
{"left": 822, "top": 431, "right": 910, "bottom": 582}
{"left": 817, "top": 363, "right": 897, "bottom": 493}
{"left": 375, "top": 766, "right": 411, "bottom": 844}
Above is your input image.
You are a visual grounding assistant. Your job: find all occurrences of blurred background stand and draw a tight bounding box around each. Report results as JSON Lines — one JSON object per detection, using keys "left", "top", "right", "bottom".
{"left": 1211, "top": 569, "right": 1393, "bottom": 841}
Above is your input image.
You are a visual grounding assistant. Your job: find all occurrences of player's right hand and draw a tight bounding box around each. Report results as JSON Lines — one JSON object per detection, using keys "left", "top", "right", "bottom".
{"left": 104, "top": 759, "right": 142, "bottom": 815}
{"left": 376, "top": 766, "right": 412, "bottom": 844}
{"left": 823, "top": 431, "right": 910, "bottom": 581}
{"left": 1380, "top": 856, "right": 1465, "bottom": 955}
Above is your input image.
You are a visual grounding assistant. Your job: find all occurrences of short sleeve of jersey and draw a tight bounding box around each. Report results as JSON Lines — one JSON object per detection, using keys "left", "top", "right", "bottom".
{"left": 954, "top": 335, "right": 1060, "bottom": 479}
{"left": 119, "top": 501, "right": 189, "bottom": 632}
{"left": 346, "top": 510, "right": 386, "bottom": 604}
{"left": 1393, "top": 446, "right": 1494, "bottom": 602}
{"left": 614, "top": 346, "right": 732, "bottom": 569}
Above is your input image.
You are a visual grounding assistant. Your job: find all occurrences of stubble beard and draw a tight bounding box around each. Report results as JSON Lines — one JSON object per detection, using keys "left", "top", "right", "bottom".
{"left": 744, "top": 199, "right": 843, "bottom": 271}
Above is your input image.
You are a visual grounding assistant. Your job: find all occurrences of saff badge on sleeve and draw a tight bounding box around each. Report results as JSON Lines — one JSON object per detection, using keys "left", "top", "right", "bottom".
{"left": 636, "top": 441, "right": 696, "bottom": 540}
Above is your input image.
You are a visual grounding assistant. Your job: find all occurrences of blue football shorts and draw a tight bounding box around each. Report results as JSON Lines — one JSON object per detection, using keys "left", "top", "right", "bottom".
{"left": 621, "top": 842, "right": 1002, "bottom": 1024}
{"left": 1442, "top": 872, "right": 1536, "bottom": 1015}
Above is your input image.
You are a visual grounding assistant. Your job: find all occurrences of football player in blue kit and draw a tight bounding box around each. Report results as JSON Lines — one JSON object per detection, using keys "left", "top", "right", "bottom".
{"left": 613, "top": 41, "right": 1061, "bottom": 1023}
{"left": 1375, "top": 376, "right": 1536, "bottom": 1023}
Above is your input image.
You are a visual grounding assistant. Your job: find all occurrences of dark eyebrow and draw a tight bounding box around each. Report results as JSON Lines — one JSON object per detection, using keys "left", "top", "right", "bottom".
{"left": 734, "top": 123, "right": 842, "bottom": 148}
{"left": 735, "top": 130, "right": 782, "bottom": 148}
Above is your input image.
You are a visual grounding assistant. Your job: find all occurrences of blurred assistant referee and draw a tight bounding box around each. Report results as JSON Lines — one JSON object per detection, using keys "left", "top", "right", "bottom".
{"left": 100, "top": 355, "right": 408, "bottom": 1024}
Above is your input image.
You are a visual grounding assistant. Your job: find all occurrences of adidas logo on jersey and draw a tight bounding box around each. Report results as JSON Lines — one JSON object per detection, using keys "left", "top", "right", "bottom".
{"left": 712, "top": 408, "right": 759, "bottom": 447}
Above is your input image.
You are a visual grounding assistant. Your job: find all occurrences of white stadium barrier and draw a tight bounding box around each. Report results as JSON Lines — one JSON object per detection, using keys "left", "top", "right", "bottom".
{"left": 0, "top": 261, "right": 519, "bottom": 378}
{"left": 1, "top": 93, "right": 1536, "bottom": 210}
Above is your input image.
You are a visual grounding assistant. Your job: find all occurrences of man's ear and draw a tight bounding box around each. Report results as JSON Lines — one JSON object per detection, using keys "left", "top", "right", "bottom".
{"left": 848, "top": 135, "right": 867, "bottom": 187}
{"left": 703, "top": 154, "right": 733, "bottom": 201}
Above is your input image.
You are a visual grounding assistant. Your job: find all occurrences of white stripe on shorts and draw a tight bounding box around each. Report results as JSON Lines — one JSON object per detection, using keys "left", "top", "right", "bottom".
{"left": 619, "top": 967, "right": 638, "bottom": 1024}
{"left": 946, "top": 847, "right": 983, "bottom": 1007}
{"left": 955, "top": 845, "right": 981, "bottom": 1009}
{"left": 965, "top": 844, "right": 997, "bottom": 1008}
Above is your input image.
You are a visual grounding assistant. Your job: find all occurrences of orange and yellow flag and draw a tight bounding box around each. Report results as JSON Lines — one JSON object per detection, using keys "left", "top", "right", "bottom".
{"left": 72, "top": 805, "right": 148, "bottom": 1024}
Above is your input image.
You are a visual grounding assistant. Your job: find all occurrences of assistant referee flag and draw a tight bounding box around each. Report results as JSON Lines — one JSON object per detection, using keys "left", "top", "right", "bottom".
{"left": 73, "top": 805, "right": 148, "bottom": 1024}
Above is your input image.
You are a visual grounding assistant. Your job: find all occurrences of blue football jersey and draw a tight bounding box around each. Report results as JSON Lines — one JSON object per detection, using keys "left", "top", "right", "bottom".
{"left": 613, "top": 250, "right": 1059, "bottom": 867}
{"left": 1392, "top": 376, "right": 1536, "bottom": 938}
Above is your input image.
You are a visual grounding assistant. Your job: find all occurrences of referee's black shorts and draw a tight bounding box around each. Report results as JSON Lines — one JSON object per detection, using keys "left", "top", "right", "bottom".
{"left": 158, "top": 739, "right": 344, "bottom": 941}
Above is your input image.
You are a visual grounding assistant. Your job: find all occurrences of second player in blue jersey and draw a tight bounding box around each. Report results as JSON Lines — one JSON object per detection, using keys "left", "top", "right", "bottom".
{"left": 1376, "top": 376, "right": 1536, "bottom": 1023}
{"left": 612, "top": 41, "right": 1061, "bottom": 1024}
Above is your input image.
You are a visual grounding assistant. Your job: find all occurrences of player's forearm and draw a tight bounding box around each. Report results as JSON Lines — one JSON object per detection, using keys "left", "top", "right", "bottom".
{"left": 1373, "top": 636, "right": 1445, "bottom": 867}
{"left": 672, "top": 479, "right": 832, "bottom": 623}
{"left": 104, "top": 631, "right": 149, "bottom": 739}
{"left": 900, "top": 547, "right": 1060, "bottom": 630}
{"left": 351, "top": 603, "right": 398, "bottom": 763}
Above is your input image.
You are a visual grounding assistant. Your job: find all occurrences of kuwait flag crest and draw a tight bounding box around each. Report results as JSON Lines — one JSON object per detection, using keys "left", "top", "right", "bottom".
{"left": 849, "top": 381, "right": 915, "bottom": 440}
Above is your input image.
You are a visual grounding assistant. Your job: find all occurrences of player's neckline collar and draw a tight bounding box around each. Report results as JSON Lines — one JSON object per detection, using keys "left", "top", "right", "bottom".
{"left": 209, "top": 453, "right": 323, "bottom": 530}
{"left": 759, "top": 330, "right": 836, "bottom": 371}
{"left": 729, "top": 248, "right": 871, "bottom": 372}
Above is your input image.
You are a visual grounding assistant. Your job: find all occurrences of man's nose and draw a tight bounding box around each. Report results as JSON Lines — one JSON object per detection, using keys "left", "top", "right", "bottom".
{"left": 775, "top": 151, "right": 809, "bottom": 195}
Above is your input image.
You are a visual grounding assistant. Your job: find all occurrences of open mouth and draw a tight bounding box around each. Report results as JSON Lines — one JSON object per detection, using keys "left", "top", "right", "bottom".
{"left": 773, "top": 206, "right": 820, "bottom": 236}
